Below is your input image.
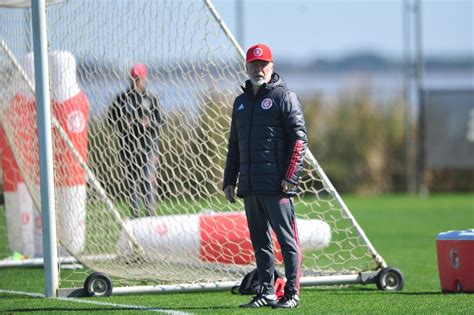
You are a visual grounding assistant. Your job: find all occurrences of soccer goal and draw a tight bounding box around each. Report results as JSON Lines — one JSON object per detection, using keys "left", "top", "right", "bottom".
{"left": 0, "top": 0, "right": 403, "bottom": 297}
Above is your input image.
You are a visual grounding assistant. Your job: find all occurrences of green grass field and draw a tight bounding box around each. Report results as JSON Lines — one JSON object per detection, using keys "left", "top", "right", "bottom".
{"left": 1, "top": 194, "right": 473, "bottom": 314}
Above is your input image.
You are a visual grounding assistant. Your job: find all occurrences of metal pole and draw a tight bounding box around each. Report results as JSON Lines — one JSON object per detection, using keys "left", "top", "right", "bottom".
{"left": 402, "top": 0, "right": 416, "bottom": 194}
{"left": 204, "top": 0, "right": 245, "bottom": 59}
{"left": 414, "top": 0, "right": 427, "bottom": 195}
{"left": 31, "top": 0, "right": 59, "bottom": 298}
{"left": 236, "top": 0, "right": 245, "bottom": 47}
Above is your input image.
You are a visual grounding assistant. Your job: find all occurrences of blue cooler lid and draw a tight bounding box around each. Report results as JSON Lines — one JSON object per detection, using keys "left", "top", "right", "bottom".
{"left": 437, "top": 229, "right": 474, "bottom": 240}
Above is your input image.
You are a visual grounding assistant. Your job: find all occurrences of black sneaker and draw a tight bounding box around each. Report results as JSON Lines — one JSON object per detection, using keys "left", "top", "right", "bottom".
{"left": 239, "top": 294, "right": 277, "bottom": 308}
{"left": 272, "top": 294, "right": 300, "bottom": 308}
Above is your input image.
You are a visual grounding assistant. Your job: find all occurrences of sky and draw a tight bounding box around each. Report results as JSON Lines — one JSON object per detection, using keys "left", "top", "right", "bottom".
{"left": 212, "top": 0, "right": 473, "bottom": 62}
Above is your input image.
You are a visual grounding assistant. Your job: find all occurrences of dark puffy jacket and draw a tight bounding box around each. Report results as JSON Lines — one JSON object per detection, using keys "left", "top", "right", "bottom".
{"left": 223, "top": 73, "right": 307, "bottom": 197}
{"left": 107, "top": 87, "right": 163, "bottom": 159}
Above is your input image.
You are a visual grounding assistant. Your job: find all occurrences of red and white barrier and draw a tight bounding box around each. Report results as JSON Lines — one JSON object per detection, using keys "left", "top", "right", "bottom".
{"left": 1, "top": 126, "right": 41, "bottom": 257}
{"left": 49, "top": 50, "right": 88, "bottom": 256}
{"left": 1, "top": 52, "right": 41, "bottom": 258}
{"left": 1, "top": 50, "right": 88, "bottom": 257}
{"left": 117, "top": 212, "right": 331, "bottom": 265}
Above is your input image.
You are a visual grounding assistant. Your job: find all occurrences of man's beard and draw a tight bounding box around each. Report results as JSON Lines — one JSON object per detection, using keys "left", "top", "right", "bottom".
{"left": 250, "top": 77, "right": 265, "bottom": 87}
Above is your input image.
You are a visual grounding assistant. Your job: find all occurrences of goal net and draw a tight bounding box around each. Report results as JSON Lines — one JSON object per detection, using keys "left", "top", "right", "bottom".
{"left": 0, "top": 0, "right": 384, "bottom": 292}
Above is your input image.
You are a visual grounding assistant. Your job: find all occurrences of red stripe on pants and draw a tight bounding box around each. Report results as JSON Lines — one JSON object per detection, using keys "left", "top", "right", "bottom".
{"left": 291, "top": 218, "right": 302, "bottom": 293}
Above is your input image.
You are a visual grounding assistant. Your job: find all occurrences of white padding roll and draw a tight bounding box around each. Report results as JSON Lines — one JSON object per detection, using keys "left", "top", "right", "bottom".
{"left": 117, "top": 214, "right": 201, "bottom": 263}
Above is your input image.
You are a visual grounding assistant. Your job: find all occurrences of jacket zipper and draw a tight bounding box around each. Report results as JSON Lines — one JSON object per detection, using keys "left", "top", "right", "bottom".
{"left": 248, "top": 95, "right": 257, "bottom": 192}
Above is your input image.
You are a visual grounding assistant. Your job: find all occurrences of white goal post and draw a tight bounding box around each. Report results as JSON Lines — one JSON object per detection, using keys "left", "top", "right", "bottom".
{"left": 0, "top": 0, "right": 403, "bottom": 297}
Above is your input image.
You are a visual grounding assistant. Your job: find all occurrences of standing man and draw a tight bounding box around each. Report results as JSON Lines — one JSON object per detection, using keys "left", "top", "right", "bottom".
{"left": 108, "top": 63, "right": 163, "bottom": 217}
{"left": 223, "top": 44, "right": 307, "bottom": 309}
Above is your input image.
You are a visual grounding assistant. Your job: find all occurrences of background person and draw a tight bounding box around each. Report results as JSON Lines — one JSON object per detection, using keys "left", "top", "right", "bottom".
{"left": 223, "top": 43, "right": 308, "bottom": 309}
{"left": 108, "top": 63, "right": 163, "bottom": 217}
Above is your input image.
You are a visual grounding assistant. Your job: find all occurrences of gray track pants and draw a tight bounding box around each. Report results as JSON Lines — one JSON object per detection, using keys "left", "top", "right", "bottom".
{"left": 244, "top": 194, "right": 302, "bottom": 296}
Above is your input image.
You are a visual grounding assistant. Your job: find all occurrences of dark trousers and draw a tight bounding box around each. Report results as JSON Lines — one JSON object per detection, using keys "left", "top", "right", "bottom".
{"left": 122, "top": 150, "right": 158, "bottom": 217}
{"left": 244, "top": 194, "right": 302, "bottom": 296}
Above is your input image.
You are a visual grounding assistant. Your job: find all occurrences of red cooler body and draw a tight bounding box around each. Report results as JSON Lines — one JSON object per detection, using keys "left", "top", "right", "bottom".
{"left": 436, "top": 229, "right": 474, "bottom": 293}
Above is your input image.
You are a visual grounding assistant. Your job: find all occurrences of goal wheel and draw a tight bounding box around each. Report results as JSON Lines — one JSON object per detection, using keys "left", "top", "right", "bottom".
{"left": 84, "top": 272, "right": 113, "bottom": 297}
{"left": 376, "top": 267, "right": 404, "bottom": 291}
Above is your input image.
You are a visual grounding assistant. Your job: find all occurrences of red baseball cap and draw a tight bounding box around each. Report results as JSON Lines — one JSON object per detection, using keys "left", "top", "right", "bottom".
{"left": 246, "top": 44, "right": 273, "bottom": 63}
{"left": 130, "top": 63, "right": 147, "bottom": 79}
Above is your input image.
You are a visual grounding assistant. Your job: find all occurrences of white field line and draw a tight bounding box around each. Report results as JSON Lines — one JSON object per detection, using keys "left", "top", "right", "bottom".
{"left": 0, "top": 289, "right": 191, "bottom": 315}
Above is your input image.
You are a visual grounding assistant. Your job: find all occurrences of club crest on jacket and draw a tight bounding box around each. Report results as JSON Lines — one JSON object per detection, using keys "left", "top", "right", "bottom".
{"left": 261, "top": 98, "right": 272, "bottom": 110}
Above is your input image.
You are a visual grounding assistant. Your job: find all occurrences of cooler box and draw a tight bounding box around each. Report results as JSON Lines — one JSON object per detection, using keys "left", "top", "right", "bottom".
{"left": 436, "top": 229, "right": 474, "bottom": 293}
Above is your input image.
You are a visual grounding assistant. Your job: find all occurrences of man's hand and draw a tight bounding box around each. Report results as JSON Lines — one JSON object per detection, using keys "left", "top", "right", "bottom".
{"left": 281, "top": 180, "right": 296, "bottom": 193}
{"left": 139, "top": 116, "right": 151, "bottom": 127}
{"left": 224, "top": 185, "right": 236, "bottom": 203}
{"left": 152, "top": 154, "right": 160, "bottom": 166}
